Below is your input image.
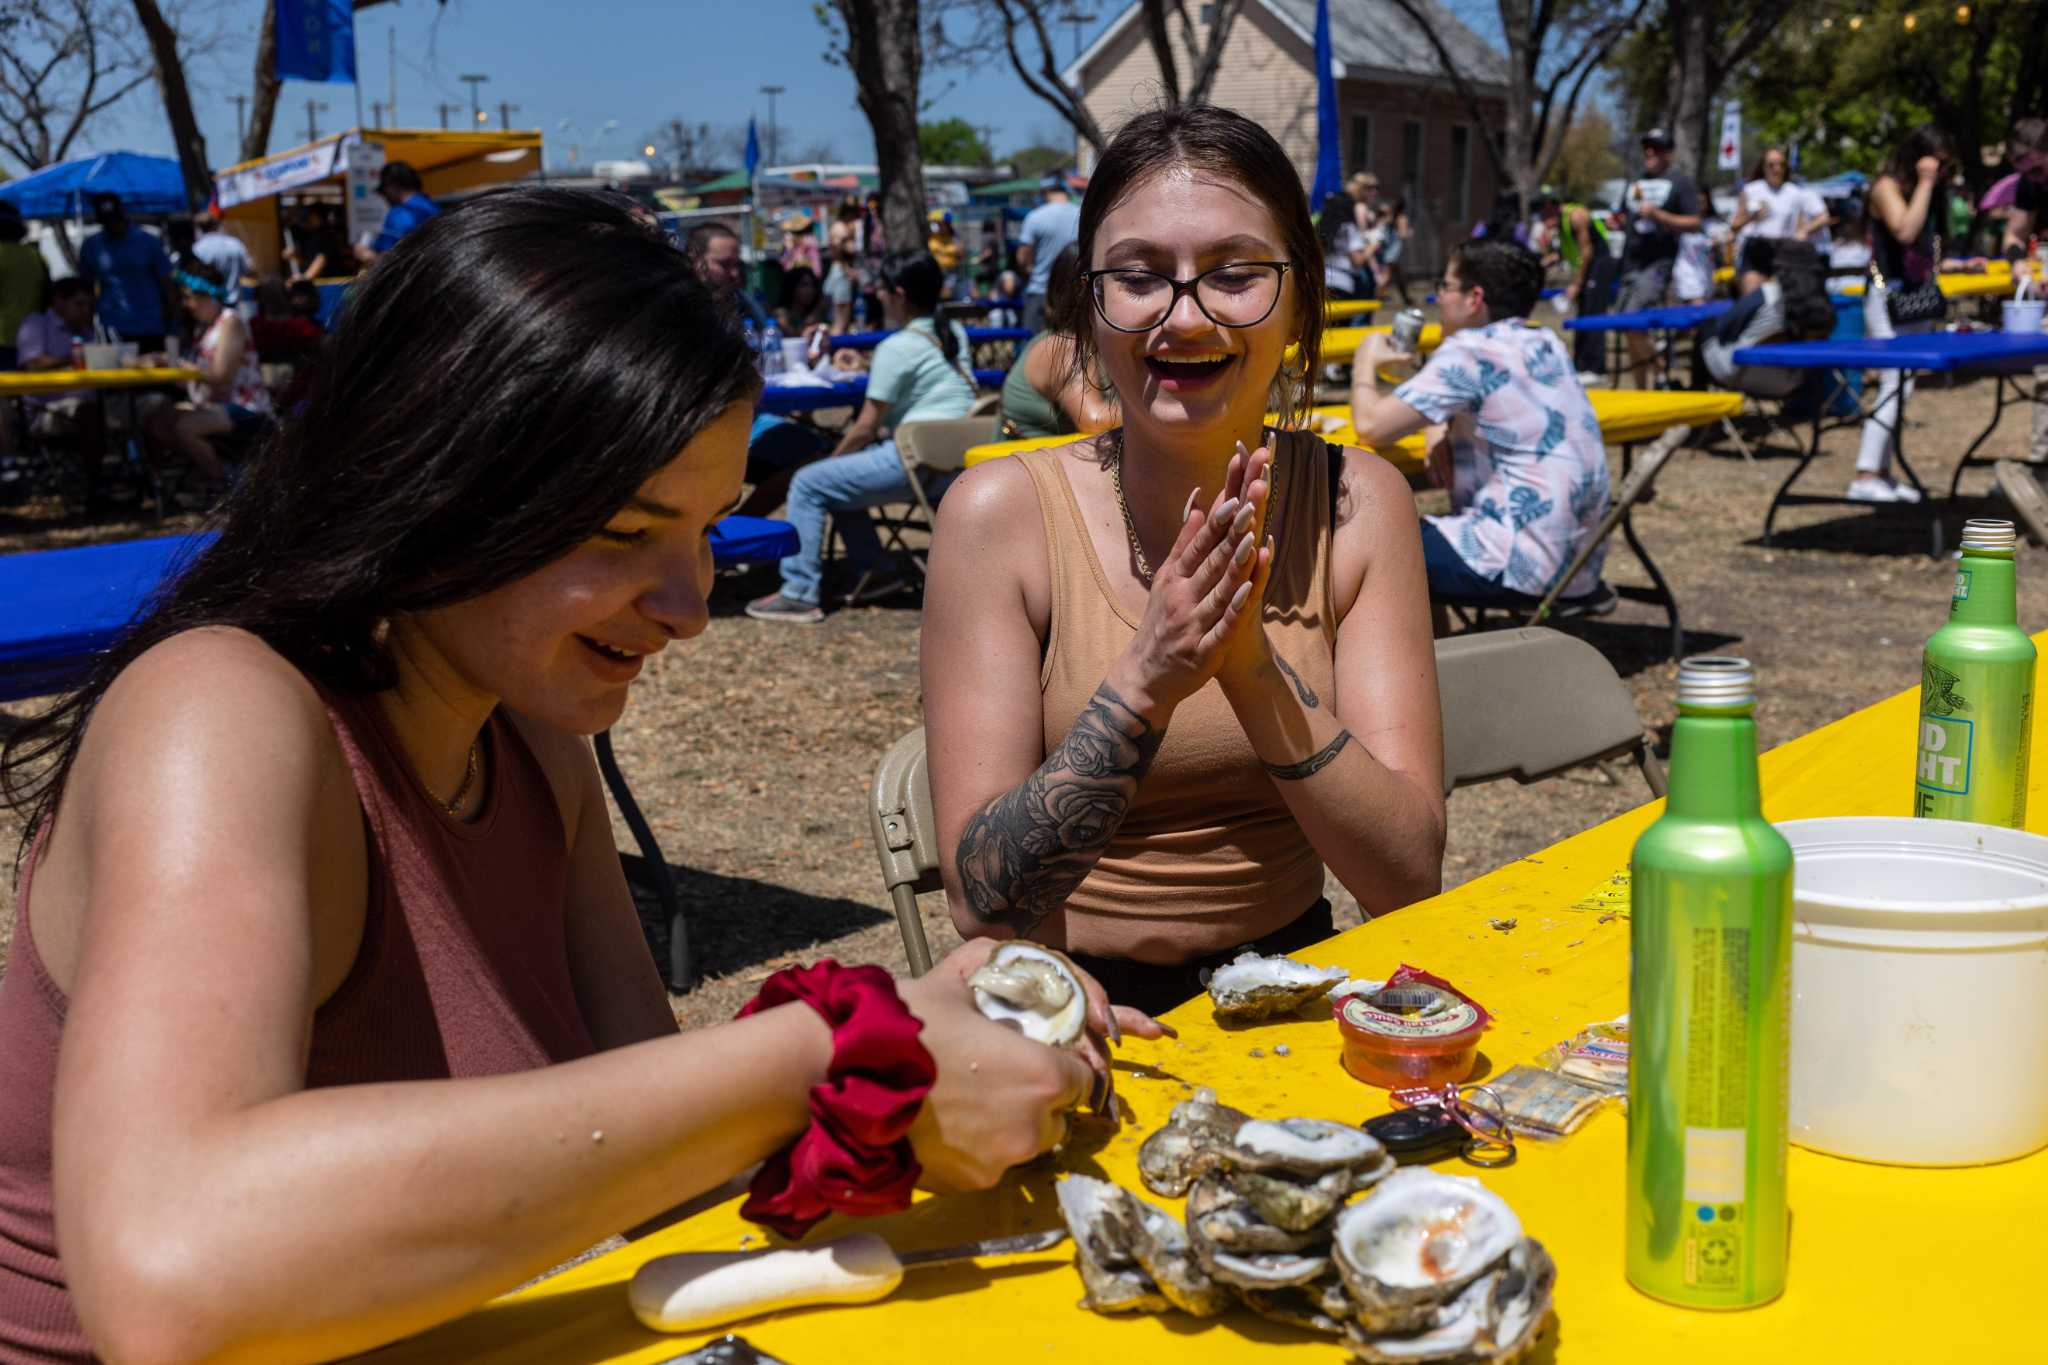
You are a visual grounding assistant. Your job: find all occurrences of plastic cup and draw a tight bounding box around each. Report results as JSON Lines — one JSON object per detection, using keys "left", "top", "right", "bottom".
{"left": 782, "top": 337, "right": 810, "bottom": 373}
{"left": 118, "top": 343, "right": 140, "bottom": 368}
{"left": 2004, "top": 299, "right": 2046, "bottom": 334}
{"left": 1775, "top": 816, "right": 2048, "bottom": 1165}
{"left": 164, "top": 337, "right": 181, "bottom": 364}
{"left": 82, "top": 342, "right": 121, "bottom": 370}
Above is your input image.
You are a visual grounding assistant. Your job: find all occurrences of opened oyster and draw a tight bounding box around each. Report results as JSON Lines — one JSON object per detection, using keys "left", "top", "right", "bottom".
{"left": 1231, "top": 1118, "right": 1394, "bottom": 1184}
{"left": 1127, "top": 1196, "right": 1234, "bottom": 1317}
{"left": 1239, "top": 1270, "right": 1353, "bottom": 1337}
{"left": 1343, "top": 1238, "right": 1556, "bottom": 1364}
{"left": 1054, "top": 1175, "right": 1166, "bottom": 1313}
{"left": 1187, "top": 1175, "right": 1326, "bottom": 1254}
{"left": 1332, "top": 1170, "right": 1525, "bottom": 1335}
{"left": 971, "top": 943, "right": 1087, "bottom": 1047}
{"left": 1137, "top": 1087, "right": 1251, "bottom": 1197}
{"left": 1207, "top": 951, "right": 1348, "bottom": 1023}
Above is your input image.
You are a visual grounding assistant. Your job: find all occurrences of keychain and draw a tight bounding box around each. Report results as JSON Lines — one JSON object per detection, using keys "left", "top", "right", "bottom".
{"left": 1363, "top": 1083, "right": 1517, "bottom": 1168}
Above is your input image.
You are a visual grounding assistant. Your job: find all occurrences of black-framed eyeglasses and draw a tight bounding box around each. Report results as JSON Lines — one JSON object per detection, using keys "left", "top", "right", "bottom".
{"left": 1085, "top": 261, "right": 1290, "bottom": 332}
{"left": 1435, "top": 277, "right": 1468, "bottom": 295}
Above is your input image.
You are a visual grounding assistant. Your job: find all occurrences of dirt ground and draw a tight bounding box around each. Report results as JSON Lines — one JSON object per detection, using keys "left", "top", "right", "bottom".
{"left": 5, "top": 371, "right": 2047, "bottom": 1031}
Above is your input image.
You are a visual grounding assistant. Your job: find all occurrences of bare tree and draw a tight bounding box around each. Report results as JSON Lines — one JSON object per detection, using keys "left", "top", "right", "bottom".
{"left": 1655, "top": 0, "right": 1798, "bottom": 183}
{"left": 0, "top": 0, "right": 154, "bottom": 174}
{"left": 128, "top": 0, "right": 209, "bottom": 206}
{"left": 792, "top": 135, "right": 842, "bottom": 164}
{"left": 1382, "top": 0, "right": 1649, "bottom": 207}
{"left": 821, "top": 0, "right": 928, "bottom": 252}
{"left": 934, "top": 0, "right": 1245, "bottom": 155}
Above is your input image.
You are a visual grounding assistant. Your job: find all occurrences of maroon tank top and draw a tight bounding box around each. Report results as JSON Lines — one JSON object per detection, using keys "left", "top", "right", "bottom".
{"left": 0, "top": 685, "right": 598, "bottom": 1361}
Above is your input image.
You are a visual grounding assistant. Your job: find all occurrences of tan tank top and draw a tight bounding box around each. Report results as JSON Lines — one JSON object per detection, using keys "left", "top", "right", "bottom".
{"left": 1017, "top": 432, "right": 1338, "bottom": 965}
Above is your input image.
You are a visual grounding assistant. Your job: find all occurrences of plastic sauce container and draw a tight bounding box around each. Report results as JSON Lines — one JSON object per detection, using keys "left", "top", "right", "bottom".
{"left": 1335, "top": 984, "right": 1487, "bottom": 1089}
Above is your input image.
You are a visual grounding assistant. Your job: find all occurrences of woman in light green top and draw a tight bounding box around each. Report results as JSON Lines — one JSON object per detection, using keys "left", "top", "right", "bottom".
{"left": 997, "top": 246, "right": 1119, "bottom": 439}
{"left": 748, "top": 251, "right": 979, "bottom": 621}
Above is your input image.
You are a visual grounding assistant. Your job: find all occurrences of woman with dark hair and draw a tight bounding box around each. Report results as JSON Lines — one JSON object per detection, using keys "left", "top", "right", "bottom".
{"left": 920, "top": 105, "right": 1445, "bottom": 1015}
{"left": 1702, "top": 238, "right": 1836, "bottom": 396}
{"left": 1319, "top": 190, "right": 1371, "bottom": 301}
{"left": 0, "top": 189, "right": 1141, "bottom": 1363}
{"left": 1853, "top": 124, "right": 1969, "bottom": 503}
{"left": 141, "top": 258, "right": 272, "bottom": 503}
{"left": 748, "top": 250, "right": 977, "bottom": 621}
{"left": 996, "top": 245, "right": 1120, "bottom": 440}
{"left": 775, "top": 263, "right": 828, "bottom": 335}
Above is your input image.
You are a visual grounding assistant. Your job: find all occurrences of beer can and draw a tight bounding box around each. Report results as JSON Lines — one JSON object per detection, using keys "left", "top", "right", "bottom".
{"left": 1390, "top": 307, "right": 1427, "bottom": 354}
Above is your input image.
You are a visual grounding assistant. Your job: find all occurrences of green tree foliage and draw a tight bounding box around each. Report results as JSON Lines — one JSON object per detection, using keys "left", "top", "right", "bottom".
{"left": 1005, "top": 144, "right": 1067, "bottom": 179}
{"left": 919, "top": 116, "right": 992, "bottom": 166}
{"left": 1551, "top": 109, "right": 1625, "bottom": 199}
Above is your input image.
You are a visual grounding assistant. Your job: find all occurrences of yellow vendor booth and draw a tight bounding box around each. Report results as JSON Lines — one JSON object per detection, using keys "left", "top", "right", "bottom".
{"left": 213, "top": 128, "right": 545, "bottom": 276}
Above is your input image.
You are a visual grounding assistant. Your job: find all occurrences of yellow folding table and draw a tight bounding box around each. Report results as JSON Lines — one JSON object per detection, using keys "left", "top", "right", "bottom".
{"left": 1323, "top": 299, "right": 1383, "bottom": 321}
{"left": 0, "top": 366, "right": 198, "bottom": 397}
{"left": 382, "top": 639, "right": 2048, "bottom": 1364}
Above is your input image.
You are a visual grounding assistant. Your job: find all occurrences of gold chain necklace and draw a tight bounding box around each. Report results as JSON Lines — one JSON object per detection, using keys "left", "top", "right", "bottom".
{"left": 442, "top": 740, "right": 480, "bottom": 817}
{"left": 1111, "top": 431, "right": 1279, "bottom": 588}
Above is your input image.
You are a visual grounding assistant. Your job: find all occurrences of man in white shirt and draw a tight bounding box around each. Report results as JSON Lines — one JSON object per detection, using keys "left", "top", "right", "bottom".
{"left": 191, "top": 210, "right": 252, "bottom": 308}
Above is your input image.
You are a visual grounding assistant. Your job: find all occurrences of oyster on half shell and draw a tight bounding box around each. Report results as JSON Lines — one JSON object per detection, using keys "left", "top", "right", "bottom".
{"left": 970, "top": 943, "right": 1088, "bottom": 1047}
{"left": 1343, "top": 1238, "right": 1556, "bottom": 1364}
{"left": 1128, "top": 1197, "right": 1234, "bottom": 1317}
{"left": 1332, "top": 1169, "right": 1525, "bottom": 1335}
{"left": 1054, "top": 1175, "right": 1167, "bottom": 1314}
{"left": 1206, "top": 951, "right": 1349, "bottom": 1023}
{"left": 1230, "top": 1117, "right": 1392, "bottom": 1181}
{"left": 1137, "top": 1087, "right": 1251, "bottom": 1197}
{"left": 1239, "top": 1270, "right": 1354, "bottom": 1337}
{"left": 1186, "top": 1175, "right": 1325, "bottom": 1254}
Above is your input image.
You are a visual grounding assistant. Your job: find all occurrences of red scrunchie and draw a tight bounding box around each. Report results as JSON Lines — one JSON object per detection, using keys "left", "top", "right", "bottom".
{"left": 735, "top": 960, "right": 937, "bottom": 1239}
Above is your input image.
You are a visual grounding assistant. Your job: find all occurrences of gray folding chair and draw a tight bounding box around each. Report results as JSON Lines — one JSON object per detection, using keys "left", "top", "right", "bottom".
{"left": 869, "top": 726, "right": 941, "bottom": 976}
{"left": 842, "top": 416, "right": 995, "bottom": 603}
{"left": 1435, "top": 626, "right": 1666, "bottom": 798}
{"left": 873, "top": 627, "right": 1663, "bottom": 974}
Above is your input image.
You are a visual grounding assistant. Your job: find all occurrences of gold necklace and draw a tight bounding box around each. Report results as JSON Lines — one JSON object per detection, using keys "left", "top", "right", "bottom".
{"left": 1111, "top": 431, "right": 1280, "bottom": 587}
{"left": 442, "top": 740, "right": 480, "bottom": 817}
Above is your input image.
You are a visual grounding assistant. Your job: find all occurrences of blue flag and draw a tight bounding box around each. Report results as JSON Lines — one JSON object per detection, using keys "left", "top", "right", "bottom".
{"left": 745, "top": 116, "right": 761, "bottom": 179}
{"left": 276, "top": 0, "right": 358, "bottom": 86}
{"left": 1308, "top": 0, "right": 1342, "bottom": 211}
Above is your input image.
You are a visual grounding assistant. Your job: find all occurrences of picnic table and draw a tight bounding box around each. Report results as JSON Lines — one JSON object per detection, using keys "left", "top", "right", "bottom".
{"left": 0, "top": 365, "right": 200, "bottom": 397}
{"left": 382, "top": 636, "right": 2048, "bottom": 1363}
{"left": 1323, "top": 299, "right": 1382, "bottom": 320}
{"left": 827, "top": 326, "right": 1033, "bottom": 351}
{"left": 0, "top": 518, "right": 800, "bottom": 993}
{"left": 756, "top": 371, "right": 1008, "bottom": 417}
{"left": 1730, "top": 329, "right": 2048, "bottom": 553}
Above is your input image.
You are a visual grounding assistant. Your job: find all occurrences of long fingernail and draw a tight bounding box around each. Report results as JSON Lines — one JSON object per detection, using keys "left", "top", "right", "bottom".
{"left": 1230, "top": 579, "right": 1253, "bottom": 610}
{"left": 1215, "top": 496, "right": 1240, "bottom": 522}
{"left": 1182, "top": 486, "right": 1201, "bottom": 520}
{"left": 1233, "top": 533, "right": 1255, "bottom": 566}
{"left": 1154, "top": 1018, "right": 1180, "bottom": 1039}
{"left": 1236, "top": 439, "right": 1250, "bottom": 460}
{"left": 1107, "top": 1012, "right": 1122, "bottom": 1046}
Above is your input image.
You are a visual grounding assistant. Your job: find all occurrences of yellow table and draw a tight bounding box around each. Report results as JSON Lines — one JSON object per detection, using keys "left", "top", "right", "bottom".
{"left": 1316, "top": 322, "right": 1444, "bottom": 366}
{"left": 1712, "top": 262, "right": 2014, "bottom": 300}
{"left": 1323, "top": 299, "right": 1383, "bottom": 320}
{"left": 386, "top": 645, "right": 2048, "bottom": 1363}
{"left": 0, "top": 366, "right": 198, "bottom": 396}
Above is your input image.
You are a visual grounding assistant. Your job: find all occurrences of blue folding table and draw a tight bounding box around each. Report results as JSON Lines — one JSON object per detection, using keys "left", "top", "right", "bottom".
{"left": 0, "top": 516, "right": 800, "bottom": 991}
{"left": 826, "top": 325, "right": 1032, "bottom": 350}
{"left": 756, "top": 371, "right": 1007, "bottom": 416}
{"left": 1730, "top": 330, "right": 2048, "bottom": 555}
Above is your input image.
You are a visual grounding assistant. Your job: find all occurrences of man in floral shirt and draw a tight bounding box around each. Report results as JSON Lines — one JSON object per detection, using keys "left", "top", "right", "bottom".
{"left": 1347, "top": 239, "right": 1611, "bottom": 612}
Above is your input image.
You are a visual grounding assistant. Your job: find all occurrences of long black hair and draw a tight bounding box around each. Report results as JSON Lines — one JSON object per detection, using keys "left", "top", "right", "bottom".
{"left": 3, "top": 186, "right": 760, "bottom": 867}
{"left": 1066, "top": 103, "right": 1326, "bottom": 427}
{"left": 877, "top": 250, "right": 958, "bottom": 363}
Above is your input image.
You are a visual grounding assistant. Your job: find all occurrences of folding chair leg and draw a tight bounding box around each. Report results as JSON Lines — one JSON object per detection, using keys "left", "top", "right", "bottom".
{"left": 892, "top": 886, "right": 934, "bottom": 977}
{"left": 595, "top": 729, "right": 693, "bottom": 992}
{"left": 1719, "top": 415, "right": 1756, "bottom": 465}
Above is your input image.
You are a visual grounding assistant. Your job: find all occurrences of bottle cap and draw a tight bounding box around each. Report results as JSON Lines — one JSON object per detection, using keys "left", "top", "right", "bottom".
{"left": 1959, "top": 518, "right": 2017, "bottom": 553}
{"left": 1676, "top": 655, "right": 1755, "bottom": 708}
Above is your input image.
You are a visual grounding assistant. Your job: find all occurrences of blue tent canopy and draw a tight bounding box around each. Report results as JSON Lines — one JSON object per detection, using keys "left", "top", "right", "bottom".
{"left": 0, "top": 151, "right": 189, "bottom": 219}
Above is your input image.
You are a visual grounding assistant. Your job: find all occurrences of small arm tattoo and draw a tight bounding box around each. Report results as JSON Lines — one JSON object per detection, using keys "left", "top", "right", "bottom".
{"left": 1273, "top": 653, "right": 1319, "bottom": 709}
{"left": 954, "top": 682, "right": 1163, "bottom": 934}
{"left": 1264, "top": 729, "right": 1351, "bottom": 781}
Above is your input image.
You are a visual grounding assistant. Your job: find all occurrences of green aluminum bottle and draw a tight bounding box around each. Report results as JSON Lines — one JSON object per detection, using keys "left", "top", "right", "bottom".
{"left": 1916, "top": 518, "right": 2035, "bottom": 827}
{"left": 1627, "top": 657, "right": 1792, "bottom": 1310}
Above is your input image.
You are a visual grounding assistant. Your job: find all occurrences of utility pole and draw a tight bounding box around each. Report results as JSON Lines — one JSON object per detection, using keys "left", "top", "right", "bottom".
{"left": 1056, "top": 8, "right": 1097, "bottom": 60}
{"left": 497, "top": 101, "right": 521, "bottom": 131}
{"left": 304, "top": 99, "right": 330, "bottom": 144}
{"left": 759, "top": 84, "right": 785, "bottom": 168}
{"left": 437, "top": 102, "right": 457, "bottom": 130}
{"left": 371, "top": 100, "right": 386, "bottom": 129}
{"left": 459, "top": 73, "right": 490, "bottom": 126}
{"left": 232, "top": 95, "right": 249, "bottom": 147}
{"left": 976, "top": 122, "right": 997, "bottom": 166}
{"left": 388, "top": 27, "right": 398, "bottom": 127}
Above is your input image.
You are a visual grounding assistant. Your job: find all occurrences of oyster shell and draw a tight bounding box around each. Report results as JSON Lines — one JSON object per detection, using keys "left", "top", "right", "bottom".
{"left": 1198, "top": 1244, "right": 1332, "bottom": 1291}
{"left": 1238, "top": 1270, "right": 1354, "bottom": 1336}
{"left": 1343, "top": 1239, "right": 1555, "bottom": 1364}
{"left": 1332, "top": 1170, "right": 1524, "bottom": 1335}
{"left": 1128, "top": 1197, "right": 1234, "bottom": 1317}
{"left": 1054, "top": 1175, "right": 1168, "bottom": 1314}
{"left": 1230, "top": 1166, "right": 1357, "bottom": 1233}
{"left": 1231, "top": 1117, "right": 1391, "bottom": 1180}
{"left": 1207, "top": 951, "right": 1349, "bottom": 1023}
{"left": 1137, "top": 1087, "right": 1251, "bottom": 1197}
{"left": 1186, "top": 1175, "right": 1324, "bottom": 1254}
{"left": 970, "top": 943, "right": 1088, "bottom": 1047}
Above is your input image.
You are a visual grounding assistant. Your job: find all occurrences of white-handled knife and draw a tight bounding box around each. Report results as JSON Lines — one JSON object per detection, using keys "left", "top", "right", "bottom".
{"left": 630, "top": 1229, "right": 1069, "bottom": 1333}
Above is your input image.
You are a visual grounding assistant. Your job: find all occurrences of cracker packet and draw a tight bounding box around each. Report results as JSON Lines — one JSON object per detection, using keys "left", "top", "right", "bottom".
{"left": 1485, "top": 1064, "right": 1614, "bottom": 1140}
{"left": 1534, "top": 1014, "right": 1629, "bottom": 1096}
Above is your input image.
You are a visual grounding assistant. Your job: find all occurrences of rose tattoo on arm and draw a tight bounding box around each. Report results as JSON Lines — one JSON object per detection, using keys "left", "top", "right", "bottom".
{"left": 954, "top": 683, "right": 1163, "bottom": 935}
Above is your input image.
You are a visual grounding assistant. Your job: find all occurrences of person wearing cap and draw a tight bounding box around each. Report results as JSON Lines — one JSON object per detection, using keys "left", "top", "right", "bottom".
{"left": 1017, "top": 174, "right": 1080, "bottom": 333}
{"left": 778, "top": 210, "right": 821, "bottom": 276}
{"left": 77, "top": 193, "right": 177, "bottom": 351}
{"left": 360, "top": 162, "right": 441, "bottom": 263}
{"left": 0, "top": 200, "right": 49, "bottom": 372}
{"left": 1616, "top": 128, "right": 1702, "bottom": 387}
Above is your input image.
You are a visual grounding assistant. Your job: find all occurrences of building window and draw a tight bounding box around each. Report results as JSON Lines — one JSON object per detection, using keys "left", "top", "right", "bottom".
{"left": 1401, "top": 120, "right": 1425, "bottom": 200}
{"left": 1200, "top": 2, "right": 1217, "bottom": 21}
{"left": 1349, "top": 114, "right": 1372, "bottom": 174}
{"left": 1449, "top": 125, "right": 1472, "bottom": 227}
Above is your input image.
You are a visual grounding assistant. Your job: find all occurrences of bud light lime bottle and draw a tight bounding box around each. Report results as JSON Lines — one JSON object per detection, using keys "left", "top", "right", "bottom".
{"left": 1915, "top": 518, "right": 2035, "bottom": 827}
{"left": 1627, "top": 656, "right": 1791, "bottom": 1310}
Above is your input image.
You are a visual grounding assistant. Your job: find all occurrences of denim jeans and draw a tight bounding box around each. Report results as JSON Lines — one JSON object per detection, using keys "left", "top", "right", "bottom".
{"left": 777, "top": 439, "right": 914, "bottom": 605}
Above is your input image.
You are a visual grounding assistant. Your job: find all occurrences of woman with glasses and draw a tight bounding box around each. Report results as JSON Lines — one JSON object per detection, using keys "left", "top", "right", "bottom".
{"left": 919, "top": 106, "right": 1445, "bottom": 1016}
{"left": 1730, "top": 147, "right": 1829, "bottom": 295}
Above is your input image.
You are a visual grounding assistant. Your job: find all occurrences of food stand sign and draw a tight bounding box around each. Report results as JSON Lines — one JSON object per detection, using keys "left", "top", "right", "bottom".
{"left": 344, "top": 141, "right": 387, "bottom": 251}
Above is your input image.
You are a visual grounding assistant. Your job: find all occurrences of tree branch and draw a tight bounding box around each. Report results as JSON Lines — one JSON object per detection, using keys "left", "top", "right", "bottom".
{"left": 1382, "top": 0, "right": 1511, "bottom": 185}
{"left": 1185, "top": 0, "right": 1243, "bottom": 106}
{"left": 1142, "top": 0, "right": 1181, "bottom": 106}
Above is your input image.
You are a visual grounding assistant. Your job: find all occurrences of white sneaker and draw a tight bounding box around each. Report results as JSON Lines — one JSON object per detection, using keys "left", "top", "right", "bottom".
{"left": 1889, "top": 481, "right": 1923, "bottom": 504}
{"left": 1576, "top": 370, "right": 1606, "bottom": 387}
{"left": 1846, "top": 479, "right": 1900, "bottom": 503}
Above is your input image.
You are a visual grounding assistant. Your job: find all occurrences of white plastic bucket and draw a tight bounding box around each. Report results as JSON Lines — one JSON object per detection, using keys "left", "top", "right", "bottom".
{"left": 2003, "top": 298, "right": 2045, "bottom": 334}
{"left": 81, "top": 342, "right": 121, "bottom": 370}
{"left": 1777, "top": 817, "right": 2048, "bottom": 1165}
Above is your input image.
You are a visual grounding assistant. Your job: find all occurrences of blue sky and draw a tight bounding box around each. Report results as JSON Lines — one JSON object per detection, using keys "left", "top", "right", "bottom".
{"left": 74, "top": 0, "right": 1123, "bottom": 175}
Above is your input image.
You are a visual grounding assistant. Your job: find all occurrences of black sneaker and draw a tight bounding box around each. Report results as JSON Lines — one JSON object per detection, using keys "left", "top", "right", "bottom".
{"left": 745, "top": 592, "right": 825, "bottom": 624}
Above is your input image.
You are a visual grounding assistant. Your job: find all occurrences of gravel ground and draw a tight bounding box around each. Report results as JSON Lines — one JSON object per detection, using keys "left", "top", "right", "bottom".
{"left": 5, "top": 372, "right": 2047, "bottom": 1031}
